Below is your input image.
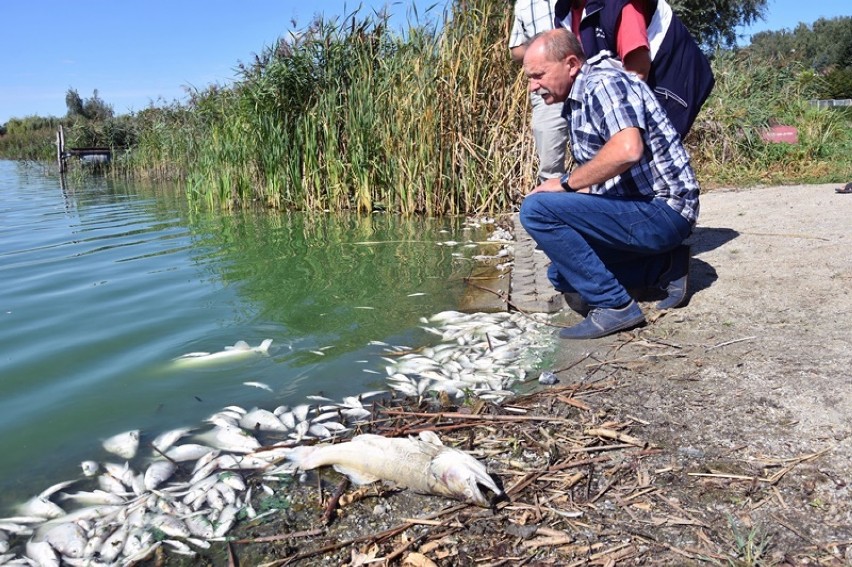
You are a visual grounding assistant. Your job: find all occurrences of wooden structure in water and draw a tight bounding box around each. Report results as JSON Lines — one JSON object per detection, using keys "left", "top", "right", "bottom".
{"left": 56, "top": 125, "right": 113, "bottom": 172}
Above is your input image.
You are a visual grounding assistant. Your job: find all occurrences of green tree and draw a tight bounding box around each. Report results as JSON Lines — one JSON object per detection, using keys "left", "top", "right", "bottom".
{"left": 65, "top": 88, "right": 85, "bottom": 118}
{"left": 824, "top": 67, "right": 852, "bottom": 99}
{"left": 82, "top": 89, "right": 114, "bottom": 121}
{"left": 65, "top": 88, "right": 114, "bottom": 121}
{"left": 669, "top": 0, "right": 768, "bottom": 48}
{"left": 747, "top": 16, "right": 852, "bottom": 73}
{"left": 745, "top": 16, "right": 852, "bottom": 98}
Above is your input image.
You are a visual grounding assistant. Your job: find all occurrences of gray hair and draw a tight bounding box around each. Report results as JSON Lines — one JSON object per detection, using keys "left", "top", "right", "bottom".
{"left": 529, "top": 28, "right": 586, "bottom": 62}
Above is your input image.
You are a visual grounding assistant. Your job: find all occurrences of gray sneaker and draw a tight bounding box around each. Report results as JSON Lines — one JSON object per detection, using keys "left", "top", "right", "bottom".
{"left": 558, "top": 300, "right": 645, "bottom": 340}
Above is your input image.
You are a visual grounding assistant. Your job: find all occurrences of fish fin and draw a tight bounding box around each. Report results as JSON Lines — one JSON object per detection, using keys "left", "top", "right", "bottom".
{"left": 258, "top": 339, "right": 273, "bottom": 353}
{"left": 410, "top": 431, "right": 444, "bottom": 458}
{"left": 332, "top": 465, "right": 380, "bottom": 485}
{"left": 229, "top": 340, "right": 250, "bottom": 351}
{"left": 417, "top": 430, "right": 444, "bottom": 446}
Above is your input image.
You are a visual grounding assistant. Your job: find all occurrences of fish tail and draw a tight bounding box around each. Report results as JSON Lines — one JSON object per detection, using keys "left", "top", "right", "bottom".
{"left": 259, "top": 339, "right": 273, "bottom": 353}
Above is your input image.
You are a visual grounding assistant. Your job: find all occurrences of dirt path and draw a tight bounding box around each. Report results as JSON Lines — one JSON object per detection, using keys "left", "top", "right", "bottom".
{"left": 544, "top": 182, "right": 852, "bottom": 563}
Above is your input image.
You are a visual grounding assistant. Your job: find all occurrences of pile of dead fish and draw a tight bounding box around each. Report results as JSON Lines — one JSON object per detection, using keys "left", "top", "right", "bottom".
{"left": 386, "top": 309, "right": 553, "bottom": 401}
{"left": 0, "top": 311, "right": 553, "bottom": 566}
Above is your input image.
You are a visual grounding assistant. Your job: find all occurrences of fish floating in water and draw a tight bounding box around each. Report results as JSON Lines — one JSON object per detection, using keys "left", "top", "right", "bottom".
{"left": 173, "top": 339, "right": 273, "bottom": 367}
{"left": 283, "top": 431, "right": 502, "bottom": 507}
{"left": 101, "top": 429, "right": 140, "bottom": 460}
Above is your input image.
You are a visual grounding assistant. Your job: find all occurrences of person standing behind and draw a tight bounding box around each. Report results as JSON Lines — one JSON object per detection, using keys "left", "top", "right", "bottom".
{"left": 519, "top": 29, "right": 699, "bottom": 339}
{"left": 554, "top": 0, "right": 714, "bottom": 138}
{"left": 509, "top": 1, "right": 570, "bottom": 182}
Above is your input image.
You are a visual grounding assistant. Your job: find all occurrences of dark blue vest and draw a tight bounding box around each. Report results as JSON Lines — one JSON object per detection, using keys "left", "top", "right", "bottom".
{"left": 554, "top": 0, "right": 714, "bottom": 138}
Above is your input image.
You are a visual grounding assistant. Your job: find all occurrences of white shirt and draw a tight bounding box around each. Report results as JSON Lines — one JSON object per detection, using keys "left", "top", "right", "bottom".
{"left": 509, "top": 0, "right": 560, "bottom": 48}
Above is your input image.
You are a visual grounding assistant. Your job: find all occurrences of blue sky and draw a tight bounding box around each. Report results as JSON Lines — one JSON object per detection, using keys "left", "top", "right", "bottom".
{"left": 1, "top": 0, "right": 848, "bottom": 125}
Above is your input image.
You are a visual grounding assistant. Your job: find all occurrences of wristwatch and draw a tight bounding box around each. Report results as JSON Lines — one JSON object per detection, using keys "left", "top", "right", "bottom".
{"left": 559, "top": 172, "right": 576, "bottom": 192}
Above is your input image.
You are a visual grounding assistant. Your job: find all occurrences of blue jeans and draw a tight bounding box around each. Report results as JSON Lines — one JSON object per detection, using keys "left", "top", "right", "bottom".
{"left": 519, "top": 192, "right": 693, "bottom": 309}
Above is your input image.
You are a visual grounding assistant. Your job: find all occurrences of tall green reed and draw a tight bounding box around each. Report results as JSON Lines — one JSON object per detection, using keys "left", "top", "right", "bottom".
{"left": 107, "top": 1, "right": 850, "bottom": 213}
{"left": 117, "top": 0, "right": 530, "bottom": 215}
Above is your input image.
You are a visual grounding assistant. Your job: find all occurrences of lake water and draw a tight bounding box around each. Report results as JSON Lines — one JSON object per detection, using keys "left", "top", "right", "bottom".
{"left": 0, "top": 160, "right": 495, "bottom": 513}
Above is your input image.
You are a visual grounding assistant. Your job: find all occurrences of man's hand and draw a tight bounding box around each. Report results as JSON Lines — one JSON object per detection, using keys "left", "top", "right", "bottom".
{"left": 529, "top": 177, "right": 566, "bottom": 194}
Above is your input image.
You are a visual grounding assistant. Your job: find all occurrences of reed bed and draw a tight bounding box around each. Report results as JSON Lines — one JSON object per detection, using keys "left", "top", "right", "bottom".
{"left": 0, "top": 116, "right": 62, "bottom": 161}
{"left": 45, "top": 1, "right": 852, "bottom": 213}
{"left": 106, "top": 0, "right": 532, "bottom": 215}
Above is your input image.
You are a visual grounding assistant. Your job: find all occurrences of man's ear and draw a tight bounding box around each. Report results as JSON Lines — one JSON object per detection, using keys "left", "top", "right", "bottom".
{"left": 566, "top": 54, "right": 582, "bottom": 76}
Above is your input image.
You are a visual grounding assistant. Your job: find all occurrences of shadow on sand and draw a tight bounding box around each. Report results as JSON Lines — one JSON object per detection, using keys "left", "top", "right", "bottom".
{"left": 684, "top": 226, "right": 740, "bottom": 301}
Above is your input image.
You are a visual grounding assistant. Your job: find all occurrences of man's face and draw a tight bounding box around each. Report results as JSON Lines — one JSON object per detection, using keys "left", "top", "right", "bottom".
{"left": 523, "top": 44, "right": 581, "bottom": 105}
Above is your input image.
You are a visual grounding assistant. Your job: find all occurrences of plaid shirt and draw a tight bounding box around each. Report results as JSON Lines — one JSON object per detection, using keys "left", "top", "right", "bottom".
{"left": 565, "top": 59, "right": 700, "bottom": 224}
{"left": 509, "top": 0, "right": 559, "bottom": 48}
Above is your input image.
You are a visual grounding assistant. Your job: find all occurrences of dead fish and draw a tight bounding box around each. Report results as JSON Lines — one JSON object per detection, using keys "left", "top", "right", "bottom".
{"left": 97, "top": 472, "right": 128, "bottom": 495}
{"left": 215, "top": 453, "right": 271, "bottom": 471}
{"left": 147, "top": 514, "right": 190, "bottom": 539}
{"left": 98, "top": 524, "right": 128, "bottom": 563}
{"left": 25, "top": 539, "right": 59, "bottom": 567}
{"left": 213, "top": 505, "right": 237, "bottom": 537}
{"left": 80, "top": 460, "right": 99, "bottom": 477}
{"left": 184, "top": 514, "right": 216, "bottom": 539}
{"left": 151, "top": 427, "right": 192, "bottom": 452}
{"left": 39, "top": 521, "right": 87, "bottom": 559}
{"left": 17, "top": 496, "right": 65, "bottom": 520}
{"left": 284, "top": 431, "right": 501, "bottom": 507}
{"left": 144, "top": 461, "right": 177, "bottom": 491}
{"left": 164, "top": 443, "right": 216, "bottom": 462}
{"left": 102, "top": 429, "right": 140, "bottom": 459}
{"left": 102, "top": 461, "right": 135, "bottom": 487}
{"left": 173, "top": 339, "right": 273, "bottom": 366}
{"left": 239, "top": 408, "right": 288, "bottom": 431}
{"left": 196, "top": 425, "right": 261, "bottom": 453}
{"left": 0, "top": 521, "right": 34, "bottom": 536}
{"left": 59, "top": 490, "right": 126, "bottom": 506}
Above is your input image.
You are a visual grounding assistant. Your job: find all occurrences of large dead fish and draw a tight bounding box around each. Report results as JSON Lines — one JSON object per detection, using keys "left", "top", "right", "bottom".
{"left": 284, "top": 431, "right": 501, "bottom": 507}
{"left": 173, "top": 339, "right": 273, "bottom": 367}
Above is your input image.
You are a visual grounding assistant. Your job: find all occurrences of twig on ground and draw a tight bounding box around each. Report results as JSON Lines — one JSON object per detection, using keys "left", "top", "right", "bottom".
{"left": 705, "top": 336, "right": 757, "bottom": 351}
{"left": 322, "top": 477, "right": 350, "bottom": 526}
{"left": 233, "top": 527, "right": 325, "bottom": 544}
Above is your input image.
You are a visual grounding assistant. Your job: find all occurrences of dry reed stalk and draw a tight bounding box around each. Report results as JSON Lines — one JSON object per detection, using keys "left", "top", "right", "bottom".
{"left": 233, "top": 527, "right": 325, "bottom": 544}
{"left": 584, "top": 427, "right": 646, "bottom": 447}
{"left": 556, "top": 394, "right": 593, "bottom": 411}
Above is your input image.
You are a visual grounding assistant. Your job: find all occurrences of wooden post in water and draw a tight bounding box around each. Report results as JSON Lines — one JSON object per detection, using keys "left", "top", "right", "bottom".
{"left": 56, "top": 125, "right": 67, "bottom": 173}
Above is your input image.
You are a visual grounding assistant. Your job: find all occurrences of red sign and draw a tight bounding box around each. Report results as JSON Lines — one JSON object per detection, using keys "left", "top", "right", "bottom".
{"left": 759, "top": 125, "right": 798, "bottom": 144}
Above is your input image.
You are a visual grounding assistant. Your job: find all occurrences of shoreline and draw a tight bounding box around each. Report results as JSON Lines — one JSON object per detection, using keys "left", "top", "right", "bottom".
{"left": 2, "top": 183, "right": 850, "bottom": 564}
